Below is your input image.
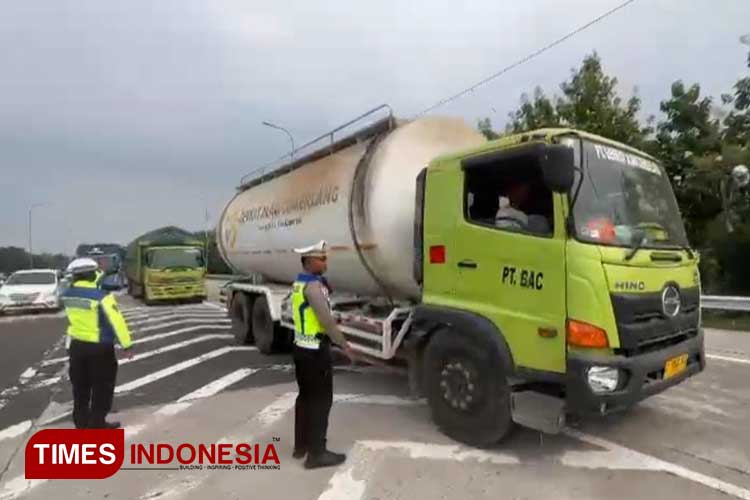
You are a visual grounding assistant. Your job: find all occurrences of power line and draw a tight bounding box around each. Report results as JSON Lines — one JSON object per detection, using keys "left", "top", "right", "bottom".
{"left": 413, "top": 0, "right": 638, "bottom": 118}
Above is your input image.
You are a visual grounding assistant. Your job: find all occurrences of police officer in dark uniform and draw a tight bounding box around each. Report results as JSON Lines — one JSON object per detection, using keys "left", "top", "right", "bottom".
{"left": 290, "top": 240, "right": 355, "bottom": 469}
{"left": 62, "top": 258, "right": 133, "bottom": 429}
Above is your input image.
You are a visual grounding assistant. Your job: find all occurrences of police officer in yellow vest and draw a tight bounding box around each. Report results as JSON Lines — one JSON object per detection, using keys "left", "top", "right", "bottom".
{"left": 291, "top": 240, "right": 355, "bottom": 469}
{"left": 62, "top": 258, "right": 133, "bottom": 429}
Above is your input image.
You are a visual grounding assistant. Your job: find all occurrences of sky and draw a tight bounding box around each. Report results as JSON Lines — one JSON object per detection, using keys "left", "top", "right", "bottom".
{"left": 1, "top": 0, "right": 748, "bottom": 254}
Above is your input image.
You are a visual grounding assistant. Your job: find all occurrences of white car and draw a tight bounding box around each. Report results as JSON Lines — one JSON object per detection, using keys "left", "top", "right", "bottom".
{"left": 0, "top": 269, "right": 63, "bottom": 315}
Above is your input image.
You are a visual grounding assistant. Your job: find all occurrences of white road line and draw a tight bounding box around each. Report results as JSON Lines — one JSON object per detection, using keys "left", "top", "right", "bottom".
{"left": 202, "top": 301, "right": 226, "bottom": 311}
{"left": 38, "top": 346, "right": 258, "bottom": 426}
{"left": 136, "top": 391, "right": 292, "bottom": 500}
{"left": 128, "top": 313, "right": 226, "bottom": 327}
{"left": 120, "top": 334, "right": 234, "bottom": 365}
{"left": 563, "top": 429, "right": 750, "bottom": 500}
{"left": 155, "top": 368, "right": 259, "bottom": 417}
{"left": 124, "top": 307, "right": 223, "bottom": 319}
{"left": 29, "top": 333, "right": 234, "bottom": 389}
{"left": 40, "top": 324, "right": 233, "bottom": 368}
{"left": 135, "top": 318, "right": 230, "bottom": 333}
{"left": 121, "top": 305, "right": 218, "bottom": 318}
{"left": 706, "top": 353, "right": 750, "bottom": 365}
{"left": 115, "top": 346, "right": 256, "bottom": 393}
{"left": 255, "top": 392, "right": 298, "bottom": 426}
{"left": 39, "top": 356, "right": 67, "bottom": 367}
{"left": 362, "top": 440, "right": 520, "bottom": 463}
{"left": 176, "top": 367, "right": 258, "bottom": 401}
{"left": 132, "top": 324, "right": 231, "bottom": 344}
{"left": 0, "top": 420, "right": 31, "bottom": 443}
{"left": 318, "top": 442, "right": 371, "bottom": 500}
{"left": 319, "top": 440, "right": 520, "bottom": 500}
{"left": 18, "top": 367, "right": 36, "bottom": 381}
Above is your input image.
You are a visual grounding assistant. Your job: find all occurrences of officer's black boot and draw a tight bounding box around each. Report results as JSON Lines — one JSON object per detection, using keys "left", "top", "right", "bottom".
{"left": 304, "top": 450, "right": 346, "bottom": 469}
{"left": 292, "top": 447, "right": 307, "bottom": 459}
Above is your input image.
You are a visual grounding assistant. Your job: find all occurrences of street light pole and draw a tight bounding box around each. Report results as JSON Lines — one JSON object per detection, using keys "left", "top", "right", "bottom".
{"left": 28, "top": 203, "right": 47, "bottom": 269}
{"left": 262, "top": 121, "right": 296, "bottom": 159}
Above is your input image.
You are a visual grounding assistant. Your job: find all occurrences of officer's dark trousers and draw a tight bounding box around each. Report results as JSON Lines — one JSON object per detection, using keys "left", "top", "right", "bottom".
{"left": 294, "top": 340, "right": 333, "bottom": 454}
{"left": 69, "top": 339, "right": 118, "bottom": 429}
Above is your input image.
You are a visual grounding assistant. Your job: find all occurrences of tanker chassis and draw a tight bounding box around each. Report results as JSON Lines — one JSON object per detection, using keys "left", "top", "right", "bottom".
{"left": 218, "top": 106, "right": 704, "bottom": 446}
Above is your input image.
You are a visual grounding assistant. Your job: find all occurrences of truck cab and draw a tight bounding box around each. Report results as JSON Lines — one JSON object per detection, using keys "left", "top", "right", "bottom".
{"left": 416, "top": 128, "right": 703, "bottom": 433}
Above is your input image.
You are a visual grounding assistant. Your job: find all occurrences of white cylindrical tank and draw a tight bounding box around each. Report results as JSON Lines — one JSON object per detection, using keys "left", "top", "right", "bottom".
{"left": 218, "top": 116, "right": 485, "bottom": 300}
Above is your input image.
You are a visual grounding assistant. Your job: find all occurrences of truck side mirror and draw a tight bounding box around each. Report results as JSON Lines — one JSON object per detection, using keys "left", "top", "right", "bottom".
{"left": 540, "top": 145, "right": 575, "bottom": 193}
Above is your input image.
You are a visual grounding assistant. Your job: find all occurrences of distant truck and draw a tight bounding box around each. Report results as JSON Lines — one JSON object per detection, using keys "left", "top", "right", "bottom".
{"left": 218, "top": 106, "right": 704, "bottom": 447}
{"left": 125, "top": 226, "right": 207, "bottom": 304}
{"left": 77, "top": 244, "right": 126, "bottom": 290}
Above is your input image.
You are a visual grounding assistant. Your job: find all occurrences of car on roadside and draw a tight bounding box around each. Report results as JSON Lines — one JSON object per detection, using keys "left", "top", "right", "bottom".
{"left": 0, "top": 269, "right": 64, "bottom": 315}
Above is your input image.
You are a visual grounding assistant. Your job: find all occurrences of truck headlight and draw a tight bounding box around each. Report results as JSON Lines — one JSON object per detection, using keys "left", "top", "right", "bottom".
{"left": 587, "top": 366, "right": 621, "bottom": 393}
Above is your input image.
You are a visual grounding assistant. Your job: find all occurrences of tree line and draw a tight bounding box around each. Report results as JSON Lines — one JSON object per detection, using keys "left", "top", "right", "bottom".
{"left": 0, "top": 247, "right": 70, "bottom": 275}
{"left": 478, "top": 51, "right": 750, "bottom": 294}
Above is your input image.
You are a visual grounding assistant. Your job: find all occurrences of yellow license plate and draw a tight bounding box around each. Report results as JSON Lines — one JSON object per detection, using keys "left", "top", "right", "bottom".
{"left": 664, "top": 354, "right": 688, "bottom": 379}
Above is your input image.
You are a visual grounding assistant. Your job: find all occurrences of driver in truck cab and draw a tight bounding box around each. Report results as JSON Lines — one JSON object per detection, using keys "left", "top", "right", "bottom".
{"left": 291, "top": 240, "right": 355, "bottom": 470}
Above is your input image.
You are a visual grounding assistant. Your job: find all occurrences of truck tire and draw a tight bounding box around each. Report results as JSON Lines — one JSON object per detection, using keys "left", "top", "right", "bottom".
{"left": 423, "top": 326, "right": 513, "bottom": 447}
{"left": 252, "top": 295, "right": 291, "bottom": 354}
{"left": 231, "top": 292, "right": 254, "bottom": 345}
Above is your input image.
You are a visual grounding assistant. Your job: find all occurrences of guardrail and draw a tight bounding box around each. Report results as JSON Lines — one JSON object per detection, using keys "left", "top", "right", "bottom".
{"left": 700, "top": 295, "right": 750, "bottom": 312}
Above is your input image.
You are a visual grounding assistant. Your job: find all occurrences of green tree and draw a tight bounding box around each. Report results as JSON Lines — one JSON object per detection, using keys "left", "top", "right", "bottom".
{"left": 477, "top": 117, "right": 499, "bottom": 140}
{"left": 0, "top": 247, "right": 71, "bottom": 275}
{"left": 489, "top": 53, "right": 649, "bottom": 146}
{"left": 723, "top": 51, "right": 750, "bottom": 147}
{"left": 506, "top": 87, "right": 560, "bottom": 133}
{"left": 652, "top": 81, "right": 722, "bottom": 182}
{"left": 556, "top": 53, "right": 649, "bottom": 146}
{"left": 648, "top": 81, "right": 723, "bottom": 246}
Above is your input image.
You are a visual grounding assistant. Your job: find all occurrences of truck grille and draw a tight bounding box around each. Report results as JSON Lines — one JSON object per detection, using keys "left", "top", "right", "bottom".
{"left": 164, "top": 277, "right": 199, "bottom": 284}
{"left": 610, "top": 286, "right": 699, "bottom": 355}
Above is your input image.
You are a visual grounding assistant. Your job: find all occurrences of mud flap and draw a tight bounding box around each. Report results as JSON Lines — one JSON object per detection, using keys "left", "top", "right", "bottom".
{"left": 511, "top": 391, "right": 566, "bottom": 434}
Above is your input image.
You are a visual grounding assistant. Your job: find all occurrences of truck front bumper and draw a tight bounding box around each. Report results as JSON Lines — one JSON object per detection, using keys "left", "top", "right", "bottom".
{"left": 147, "top": 284, "right": 206, "bottom": 301}
{"left": 566, "top": 329, "right": 705, "bottom": 416}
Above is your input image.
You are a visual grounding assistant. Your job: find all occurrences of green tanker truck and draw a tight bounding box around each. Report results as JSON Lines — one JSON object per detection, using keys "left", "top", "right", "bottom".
{"left": 125, "top": 226, "right": 207, "bottom": 305}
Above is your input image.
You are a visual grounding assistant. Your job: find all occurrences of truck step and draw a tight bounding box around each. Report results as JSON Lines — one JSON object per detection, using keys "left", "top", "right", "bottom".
{"left": 511, "top": 391, "right": 566, "bottom": 435}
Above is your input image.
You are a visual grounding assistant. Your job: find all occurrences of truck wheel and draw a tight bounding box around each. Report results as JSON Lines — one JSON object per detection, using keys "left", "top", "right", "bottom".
{"left": 252, "top": 295, "right": 290, "bottom": 354}
{"left": 423, "top": 327, "right": 513, "bottom": 447}
{"left": 231, "top": 293, "right": 254, "bottom": 345}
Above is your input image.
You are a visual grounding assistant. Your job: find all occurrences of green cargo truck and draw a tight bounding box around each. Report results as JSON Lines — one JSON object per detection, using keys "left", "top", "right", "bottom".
{"left": 125, "top": 226, "right": 207, "bottom": 304}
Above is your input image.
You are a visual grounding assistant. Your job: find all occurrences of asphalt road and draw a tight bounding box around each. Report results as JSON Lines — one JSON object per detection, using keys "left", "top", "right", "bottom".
{"left": 0, "top": 296, "right": 748, "bottom": 500}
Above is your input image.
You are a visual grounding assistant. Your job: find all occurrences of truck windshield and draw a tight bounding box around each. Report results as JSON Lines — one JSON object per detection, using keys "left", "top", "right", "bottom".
{"left": 92, "top": 255, "right": 117, "bottom": 272}
{"left": 147, "top": 248, "right": 204, "bottom": 269}
{"left": 6, "top": 272, "right": 56, "bottom": 285}
{"left": 571, "top": 141, "right": 689, "bottom": 249}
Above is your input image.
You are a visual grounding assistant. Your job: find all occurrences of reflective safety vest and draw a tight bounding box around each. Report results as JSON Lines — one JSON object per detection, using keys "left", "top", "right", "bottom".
{"left": 61, "top": 280, "right": 132, "bottom": 348}
{"left": 291, "top": 273, "right": 330, "bottom": 350}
